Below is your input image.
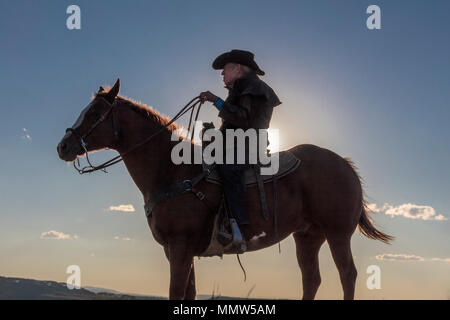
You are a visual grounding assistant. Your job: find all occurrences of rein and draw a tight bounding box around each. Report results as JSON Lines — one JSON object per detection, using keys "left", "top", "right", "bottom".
{"left": 67, "top": 95, "right": 203, "bottom": 174}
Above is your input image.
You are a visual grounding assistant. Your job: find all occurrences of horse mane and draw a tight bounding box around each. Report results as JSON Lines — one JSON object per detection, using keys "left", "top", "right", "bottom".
{"left": 95, "top": 91, "right": 180, "bottom": 133}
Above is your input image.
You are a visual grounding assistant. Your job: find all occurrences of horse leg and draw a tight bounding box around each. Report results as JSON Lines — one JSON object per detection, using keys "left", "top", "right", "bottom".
{"left": 164, "top": 246, "right": 195, "bottom": 299}
{"left": 184, "top": 261, "right": 196, "bottom": 300}
{"left": 327, "top": 235, "right": 357, "bottom": 300}
{"left": 293, "top": 230, "right": 326, "bottom": 300}
{"left": 167, "top": 241, "right": 194, "bottom": 300}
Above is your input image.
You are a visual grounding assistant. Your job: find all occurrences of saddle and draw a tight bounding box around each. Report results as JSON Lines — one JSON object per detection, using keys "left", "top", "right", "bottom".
{"left": 202, "top": 151, "right": 300, "bottom": 187}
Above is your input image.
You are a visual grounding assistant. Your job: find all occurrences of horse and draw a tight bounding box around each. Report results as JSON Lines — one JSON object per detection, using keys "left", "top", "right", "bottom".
{"left": 57, "top": 79, "right": 393, "bottom": 300}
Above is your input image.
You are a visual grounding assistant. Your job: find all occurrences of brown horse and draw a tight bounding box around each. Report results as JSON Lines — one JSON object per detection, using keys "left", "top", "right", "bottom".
{"left": 57, "top": 79, "right": 393, "bottom": 300}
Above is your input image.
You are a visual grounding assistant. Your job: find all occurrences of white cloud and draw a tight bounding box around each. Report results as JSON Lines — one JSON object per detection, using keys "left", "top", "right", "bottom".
{"left": 21, "top": 128, "right": 32, "bottom": 142}
{"left": 368, "top": 202, "right": 447, "bottom": 221}
{"left": 367, "top": 203, "right": 383, "bottom": 213}
{"left": 114, "top": 236, "right": 132, "bottom": 241}
{"left": 376, "top": 253, "right": 450, "bottom": 263}
{"left": 108, "top": 204, "right": 135, "bottom": 213}
{"left": 40, "top": 230, "right": 79, "bottom": 240}
{"left": 375, "top": 253, "right": 425, "bottom": 262}
{"left": 430, "top": 258, "right": 450, "bottom": 263}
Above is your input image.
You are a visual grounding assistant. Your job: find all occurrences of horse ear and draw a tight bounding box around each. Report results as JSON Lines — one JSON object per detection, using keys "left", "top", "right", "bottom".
{"left": 106, "top": 78, "right": 120, "bottom": 103}
{"left": 98, "top": 86, "right": 105, "bottom": 93}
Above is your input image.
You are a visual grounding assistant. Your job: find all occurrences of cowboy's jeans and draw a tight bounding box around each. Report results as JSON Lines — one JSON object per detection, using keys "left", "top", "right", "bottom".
{"left": 217, "top": 162, "right": 249, "bottom": 225}
{"left": 215, "top": 132, "right": 266, "bottom": 227}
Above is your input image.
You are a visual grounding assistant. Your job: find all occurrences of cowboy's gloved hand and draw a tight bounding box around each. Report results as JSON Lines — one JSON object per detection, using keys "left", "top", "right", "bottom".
{"left": 200, "top": 91, "right": 218, "bottom": 103}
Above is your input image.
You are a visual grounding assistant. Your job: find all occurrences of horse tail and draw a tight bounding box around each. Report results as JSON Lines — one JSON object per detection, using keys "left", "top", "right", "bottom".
{"left": 343, "top": 157, "right": 394, "bottom": 244}
{"left": 358, "top": 203, "right": 394, "bottom": 244}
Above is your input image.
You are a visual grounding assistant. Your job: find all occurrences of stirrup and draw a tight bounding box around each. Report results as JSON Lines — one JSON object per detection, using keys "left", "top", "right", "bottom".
{"left": 217, "top": 231, "right": 233, "bottom": 246}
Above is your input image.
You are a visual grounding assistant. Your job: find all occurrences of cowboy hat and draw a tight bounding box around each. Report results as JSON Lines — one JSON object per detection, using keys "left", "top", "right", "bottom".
{"left": 212, "top": 49, "right": 265, "bottom": 76}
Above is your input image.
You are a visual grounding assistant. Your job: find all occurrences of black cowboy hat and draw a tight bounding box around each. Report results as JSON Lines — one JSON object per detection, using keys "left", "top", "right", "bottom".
{"left": 212, "top": 49, "right": 265, "bottom": 76}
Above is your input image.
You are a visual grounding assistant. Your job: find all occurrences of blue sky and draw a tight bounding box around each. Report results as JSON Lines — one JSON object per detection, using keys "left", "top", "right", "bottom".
{"left": 0, "top": 1, "right": 449, "bottom": 299}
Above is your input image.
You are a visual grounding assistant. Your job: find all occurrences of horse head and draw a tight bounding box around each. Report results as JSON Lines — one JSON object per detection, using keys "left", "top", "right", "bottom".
{"left": 57, "top": 78, "right": 121, "bottom": 162}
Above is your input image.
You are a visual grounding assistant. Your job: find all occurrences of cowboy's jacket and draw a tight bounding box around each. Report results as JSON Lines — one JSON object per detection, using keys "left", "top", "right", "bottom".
{"left": 218, "top": 73, "right": 282, "bottom": 132}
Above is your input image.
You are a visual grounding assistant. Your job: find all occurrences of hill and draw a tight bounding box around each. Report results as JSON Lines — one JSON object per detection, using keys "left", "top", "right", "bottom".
{"left": 0, "top": 276, "right": 165, "bottom": 300}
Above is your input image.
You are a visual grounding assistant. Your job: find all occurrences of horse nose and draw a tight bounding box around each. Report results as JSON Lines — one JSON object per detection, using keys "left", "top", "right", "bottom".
{"left": 57, "top": 141, "right": 67, "bottom": 155}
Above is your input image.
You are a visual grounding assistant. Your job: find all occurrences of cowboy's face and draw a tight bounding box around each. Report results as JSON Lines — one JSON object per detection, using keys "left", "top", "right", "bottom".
{"left": 221, "top": 63, "right": 242, "bottom": 88}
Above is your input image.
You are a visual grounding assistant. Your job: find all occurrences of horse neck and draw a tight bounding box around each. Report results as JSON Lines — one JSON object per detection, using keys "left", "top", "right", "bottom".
{"left": 114, "top": 101, "right": 202, "bottom": 200}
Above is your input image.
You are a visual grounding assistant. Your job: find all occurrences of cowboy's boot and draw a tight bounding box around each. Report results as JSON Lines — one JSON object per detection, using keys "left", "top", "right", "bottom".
{"left": 230, "top": 218, "right": 247, "bottom": 253}
{"left": 217, "top": 201, "right": 233, "bottom": 246}
{"left": 217, "top": 230, "right": 233, "bottom": 246}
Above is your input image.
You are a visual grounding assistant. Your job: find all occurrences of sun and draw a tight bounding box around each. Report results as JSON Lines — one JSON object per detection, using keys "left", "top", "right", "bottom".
{"left": 268, "top": 128, "right": 280, "bottom": 153}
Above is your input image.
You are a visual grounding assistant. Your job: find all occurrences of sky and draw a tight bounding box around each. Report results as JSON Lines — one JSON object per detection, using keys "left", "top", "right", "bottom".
{"left": 0, "top": 0, "right": 449, "bottom": 299}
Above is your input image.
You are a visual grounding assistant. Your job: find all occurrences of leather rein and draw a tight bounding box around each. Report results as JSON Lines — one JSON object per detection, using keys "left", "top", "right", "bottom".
{"left": 66, "top": 95, "right": 203, "bottom": 174}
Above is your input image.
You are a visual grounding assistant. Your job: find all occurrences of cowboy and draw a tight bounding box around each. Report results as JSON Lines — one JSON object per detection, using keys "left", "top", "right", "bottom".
{"left": 200, "top": 49, "right": 281, "bottom": 253}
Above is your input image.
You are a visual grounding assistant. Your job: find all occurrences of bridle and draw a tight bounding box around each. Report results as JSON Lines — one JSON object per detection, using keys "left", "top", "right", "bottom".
{"left": 66, "top": 96, "right": 120, "bottom": 173}
{"left": 66, "top": 95, "right": 203, "bottom": 174}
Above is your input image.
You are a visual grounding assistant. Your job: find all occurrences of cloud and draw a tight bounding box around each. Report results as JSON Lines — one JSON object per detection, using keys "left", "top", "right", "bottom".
{"left": 21, "top": 128, "right": 32, "bottom": 142}
{"left": 375, "top": 253, "right": 425, "bottom": 262}
{"left": 40, "top": 230, "right": 79, "bottom": 240}
{"left": 368, "top": 203, "right": 447, "bottom": 221}
{"left": 376, "top": 253, "right": 450, "bottom": 263}
{"left": 108, "top": 204, "right": 135, "bottom": 213}
{"left": 430, "top": 258, "right": 450, "bottom": 263}
{"left": 114, "top": 236, "right": 132, "bottom": 241}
